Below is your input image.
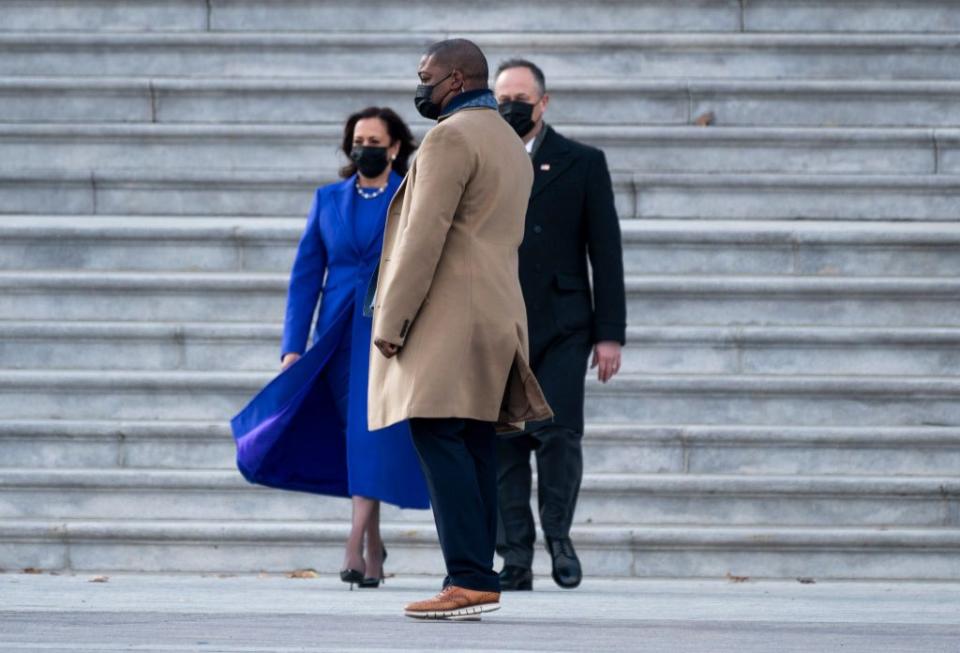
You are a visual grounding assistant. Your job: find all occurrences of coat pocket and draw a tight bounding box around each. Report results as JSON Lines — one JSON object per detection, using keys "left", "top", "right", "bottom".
{"left": 553, "top": 273, "right": 592, "bottom": 332}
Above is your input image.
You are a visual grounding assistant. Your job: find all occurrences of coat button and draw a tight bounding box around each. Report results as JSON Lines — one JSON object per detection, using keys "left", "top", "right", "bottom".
{"left": 533, "top": 225, "right": 543, "bottom": 234}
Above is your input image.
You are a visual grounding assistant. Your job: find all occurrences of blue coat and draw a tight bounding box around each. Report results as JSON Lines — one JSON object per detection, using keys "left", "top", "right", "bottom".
{"left": 231, "top": 173, "right": 430, "bottom": 510}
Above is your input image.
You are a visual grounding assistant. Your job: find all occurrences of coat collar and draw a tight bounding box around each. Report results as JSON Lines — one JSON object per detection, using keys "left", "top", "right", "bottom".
{"left": 531, "top": 126, "right": 576, "bottom": 200}
{"left": 438, "top": 89, "right": 498, "bottom": 121}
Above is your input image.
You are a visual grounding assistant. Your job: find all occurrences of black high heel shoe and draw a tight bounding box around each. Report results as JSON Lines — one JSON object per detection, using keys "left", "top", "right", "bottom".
{"left": 340, "top": 568, "right": 365, "bottom": 591}
{"left": 358, "top": 545, "right": 387, "bottom": 589}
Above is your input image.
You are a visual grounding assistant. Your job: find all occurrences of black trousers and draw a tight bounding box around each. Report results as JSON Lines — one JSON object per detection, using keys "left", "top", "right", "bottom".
{"left": 496, "top": 425, "right": 583, "bottom": 569}
{"left": 408, "top": 417, "right": 501, "bottom": 593}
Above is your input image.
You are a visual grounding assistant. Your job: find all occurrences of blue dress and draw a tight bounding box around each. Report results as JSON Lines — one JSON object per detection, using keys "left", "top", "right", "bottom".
{"left": 230, "top": 172, "right": 430, "bottom": 510}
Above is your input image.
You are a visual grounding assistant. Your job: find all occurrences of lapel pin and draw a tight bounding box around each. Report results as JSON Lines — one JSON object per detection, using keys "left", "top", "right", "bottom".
{"left": 540, "top": 163, "right": 551, "bottom": 171}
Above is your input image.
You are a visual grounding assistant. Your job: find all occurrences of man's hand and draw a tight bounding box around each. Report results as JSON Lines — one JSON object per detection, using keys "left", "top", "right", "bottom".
{"left": 591, "top": 341, "right": 622, "bottom": 383}
{"left": 375, "top": 338, "right": 400, "bottom": 359}
{"left": 281, "top": 352, "right": 301, "bottom": 370}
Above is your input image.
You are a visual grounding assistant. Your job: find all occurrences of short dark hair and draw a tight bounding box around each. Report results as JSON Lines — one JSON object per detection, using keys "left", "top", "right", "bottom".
{"left": 425, "top": 38, "right": 489, "bottom": 85}
{"left": 496, "top": 58, "right": 547, "bottom": 96}
{"left": 339, "top": 106, "right": 417, "bottom": 179}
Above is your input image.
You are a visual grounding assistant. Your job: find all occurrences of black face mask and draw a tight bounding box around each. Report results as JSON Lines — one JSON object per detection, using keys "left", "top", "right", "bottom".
{"left": 350, "top": 146, "right": 390, "bottom": 179}
{"left": 498, "top": 100, "right": 537, "bottom": 137}
{"left": 414, "top": 72, "right": 453, "bottom": 120}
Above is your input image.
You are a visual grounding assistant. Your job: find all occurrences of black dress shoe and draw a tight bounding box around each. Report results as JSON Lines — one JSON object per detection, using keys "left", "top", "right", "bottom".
{"left": 498, "top": 565, "right": 533, "bottom": 591}
{"left": 546, "top": 537, "right": 582, "bottom": 589}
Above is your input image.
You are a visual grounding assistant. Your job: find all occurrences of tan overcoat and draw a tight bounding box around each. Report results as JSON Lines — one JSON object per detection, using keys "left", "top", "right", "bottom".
{"left": 368, "top": 105, "right": 553, "bottom": 433}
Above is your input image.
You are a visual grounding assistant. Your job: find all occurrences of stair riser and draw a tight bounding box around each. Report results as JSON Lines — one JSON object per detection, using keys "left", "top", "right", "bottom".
{"left": 0, "top": 238, "right": 294, "bottom": 273}
{"left": 1, "top": 0, "right": 205, "bottom": 32}
{"left": 1, "top": 381, "right": 958, "bottom": 425}
{"left": 2, "top": 40, "right": 957, "bottom": 80}
{"left": 635, "top": 185, "right": 960, "bottom": 221}
{"left": 0, "top": 131, "right": 938, "bottom": 175}
{"left": 0, "top": 336, "right": 280, "bottom": 371}
{"left": 0, "top": 175, "right": 631, "bottom": 219}
{"left": 0, "top": 485, "right": 953, "bottom": 527}
{"left": 10, "top": 84, "right": 960, "bottom": 129}
{"left": 5, "top": 536, "right": 960, "bottom": 580}
{"left": 627, "top": 294, "right": 960, "bottom": 328}
{"left": 3, "top": 286, "right": 958, "bottom": 327}
{"left": 4, "top": 235, "right": 959, "bottom": 278}
{"left": 1, "top": 0, "right": 740, "bottom": 33}
{"left": 8, "top": 1, "right": 960, "bottom": 34}
{"left": 745, "top": 1, "right": 960, "bottom": 33}
{"left": 7, "top": 234, "right": 960, "bottom": 277}
{"left": 5, "top": 333, "right": 960, "bottom": 378}
{"left": 585, "top": 440, "right": 960, "bottom": 477}
{"left": 0, "top": 287, "right": 285, "bottom": 322}
{"left": 6, "top": 435, "right": 960, "bottom": 478}
{"left": 0, "top": 436, "right": 233, "bottom": 471}
{"left": 625, "top": 243, "right": 960, "bottom": 276}
{"left": 584, "top": 390, "right": 960, "bottom": 427}
{"left": 624, "top": 342, "right": 960, "bottom": 376}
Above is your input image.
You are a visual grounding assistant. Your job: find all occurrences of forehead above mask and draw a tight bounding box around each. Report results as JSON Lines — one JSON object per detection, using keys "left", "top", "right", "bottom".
{"left": 494, "top": 66, "right": 543, "bottom": 102}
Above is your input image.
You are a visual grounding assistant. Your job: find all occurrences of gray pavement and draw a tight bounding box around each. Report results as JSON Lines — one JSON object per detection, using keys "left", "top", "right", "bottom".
{"left": 0, "top": 573, "right": 958, "bottom": 652}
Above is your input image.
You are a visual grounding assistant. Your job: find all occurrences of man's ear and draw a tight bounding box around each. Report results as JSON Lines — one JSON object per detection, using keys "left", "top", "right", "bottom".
{"left": 451, "top": 69, "right": 465, "bottom": 92}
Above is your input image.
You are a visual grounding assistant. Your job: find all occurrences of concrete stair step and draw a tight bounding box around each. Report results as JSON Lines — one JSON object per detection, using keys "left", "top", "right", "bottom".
{"left": 5, "top": 266, "right": 960, "bottom": 326}
{"left": 8, "top": 77, "right": 960, "bottom": 128}
{"left": 0, "top": 123, "right": 945, "bottom": 174}
{"left": 0, "top": 369, "right": 958, "bottom": 425}
{"left": 2, "top": 270, "right": 959, "bottom": 326}
{"left": 5, "top": 320, "right": 960, "bottom": 377}
{"left": 4, "top": 419, "right": 958, "bottom": 477}
{"left": 0, "top": 167, "right": 634, "bottom": 218}
{"left": 631, "top": 174, "right": 960, "bottom": 221}
{"left": 4, "top": 217, "right": 960, "bottom": 278}
{"left": 624, "top": 275, "right": 960, "bottom": 328}
{"left": 4, "top": 518, "right": 960, "bottom": 579}
{"left": 12, "top": 168, "right": 960, "bottom": 221}
{"left": 0, "top": 216, "right": 302, "bottom": 273}
{"left": 622, "top": 219, "right": 960, "bottom": 276}
{"left": 2, "top": 0, "right": 742, "bottom": 34}
{"left": 623, "top": 326, "right": 960, "bottom": 376}
{"left": 1, "top": 468, "right": 957, "bottom": 528}
{"left": 0, "top": 270, "right": 286, "bottom": 322}
{"left": 7, "top": 1, "right": 960, "bottom": 34}
{"left": 2, "top": 32, "right": 959, "bottom": 79}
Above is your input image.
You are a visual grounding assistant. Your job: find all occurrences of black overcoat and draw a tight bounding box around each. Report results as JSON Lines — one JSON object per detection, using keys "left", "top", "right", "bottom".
{"left": 519, "top": 125, "right": 627, "bottom": 434}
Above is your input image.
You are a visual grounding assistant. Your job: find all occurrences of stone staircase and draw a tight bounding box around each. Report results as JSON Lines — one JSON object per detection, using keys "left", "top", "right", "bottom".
{"left": 1, "top": 0, "right": 959, "bottom": 580}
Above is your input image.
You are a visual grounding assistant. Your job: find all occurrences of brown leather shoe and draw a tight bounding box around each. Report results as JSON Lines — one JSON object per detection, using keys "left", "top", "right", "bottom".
{"left": 404, "top": 585, "right": 501, "bottom": 621}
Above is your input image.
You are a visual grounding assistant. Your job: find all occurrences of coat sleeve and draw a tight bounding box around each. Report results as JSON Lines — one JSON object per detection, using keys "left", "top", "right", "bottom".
{"left": 373, "top": 125, "right": 473, "bottom": 347}
{"left": 281, "top": 190, "right": 328, "bottom": 357}
{"left": 584, "top": 149, "right": 627, "bottom": 345}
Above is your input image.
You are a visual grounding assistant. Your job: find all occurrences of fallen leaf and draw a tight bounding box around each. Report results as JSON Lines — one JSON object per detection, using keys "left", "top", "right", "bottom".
{"left": 287, "top": 569, "right": 319, "bottom": 579}
{"left": 725, "top": 572, "right": 749, "bottom": 583}
{"left": 21, "top": 567, "right": 42, "bottom": 574}
{"left": 694, "top": 111, "right": 716, "bottom": 127}
{"left": 797, "top": 577, "right": 816, "bottom": 584}
{"left": 89, "top": 576, "right": 109, "bottom": 583}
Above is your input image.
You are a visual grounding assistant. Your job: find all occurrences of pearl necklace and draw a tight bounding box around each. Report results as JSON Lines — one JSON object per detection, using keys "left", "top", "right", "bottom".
{"left": 356, "top": 179, "right": 388, "bottom": 199}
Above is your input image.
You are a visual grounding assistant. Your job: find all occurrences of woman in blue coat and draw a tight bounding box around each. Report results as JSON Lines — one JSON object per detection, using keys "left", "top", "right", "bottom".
{"left": 231, "top": 107, "right": 429, "bottom": 589}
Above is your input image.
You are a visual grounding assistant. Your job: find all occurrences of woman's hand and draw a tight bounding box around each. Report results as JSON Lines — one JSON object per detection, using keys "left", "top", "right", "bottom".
{"left": 281, "top": 352, "right": 301, "bottom": 370}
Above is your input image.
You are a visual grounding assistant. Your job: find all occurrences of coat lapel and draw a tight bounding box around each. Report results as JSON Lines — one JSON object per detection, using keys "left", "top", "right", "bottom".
{"left": 332, "top": 175, "right": 361, "bottom": 257}
{"left": 530, "top": 127, "right": 576, "bottom": 201}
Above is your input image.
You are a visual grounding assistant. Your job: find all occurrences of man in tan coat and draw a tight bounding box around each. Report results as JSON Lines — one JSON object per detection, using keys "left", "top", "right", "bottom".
{"left": 368, "top": 38, "right": 552, "bottom": 620}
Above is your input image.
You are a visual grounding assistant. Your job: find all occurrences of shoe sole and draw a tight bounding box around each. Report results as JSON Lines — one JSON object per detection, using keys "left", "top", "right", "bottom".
{"left": 404, "top": 602, "right": 500, "bottom": 621}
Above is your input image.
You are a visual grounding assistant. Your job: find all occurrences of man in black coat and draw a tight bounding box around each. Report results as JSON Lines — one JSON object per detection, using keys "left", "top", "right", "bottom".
{"left": 493, "top": 59, "right": 626, "bottom": 590}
